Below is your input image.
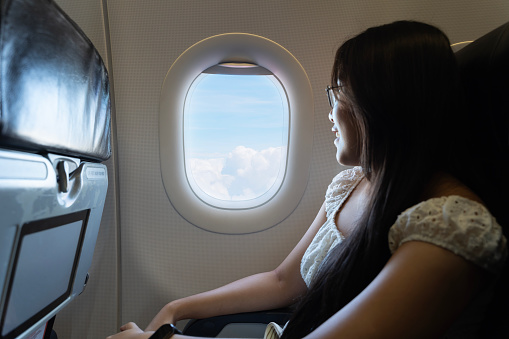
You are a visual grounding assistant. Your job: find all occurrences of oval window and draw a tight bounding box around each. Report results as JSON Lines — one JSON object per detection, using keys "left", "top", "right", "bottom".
{"left": 160, "top": 33, "right": 313, "bottom": 234}
{"left": 184, "top": 63, "right": 289, "bottom": 208}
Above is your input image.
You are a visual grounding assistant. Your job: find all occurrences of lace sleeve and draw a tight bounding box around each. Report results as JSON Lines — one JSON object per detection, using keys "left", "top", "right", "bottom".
{"left": 388, "top": 196, "right": 507, "bottom": 273}
{"left": 324, "top": 166, "right": 364, "bottom": 218}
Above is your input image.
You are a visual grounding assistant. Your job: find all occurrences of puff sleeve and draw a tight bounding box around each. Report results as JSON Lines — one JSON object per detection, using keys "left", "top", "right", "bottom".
{"left": 388, "top": 196, "right": 507, "bottom": 273}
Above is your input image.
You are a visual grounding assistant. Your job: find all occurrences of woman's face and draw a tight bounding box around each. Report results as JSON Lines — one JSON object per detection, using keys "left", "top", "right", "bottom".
{"left": 329, "top": 93, "right": 361, "bottom": 166}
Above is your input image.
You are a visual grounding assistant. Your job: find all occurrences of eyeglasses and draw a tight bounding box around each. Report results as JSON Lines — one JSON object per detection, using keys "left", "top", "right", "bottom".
{"left": 325, "top": 85, "right": 342, "bottom": 108}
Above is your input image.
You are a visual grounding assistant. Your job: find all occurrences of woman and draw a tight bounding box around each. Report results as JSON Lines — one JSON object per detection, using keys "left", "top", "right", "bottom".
{"left": 108, "top": 21, "right": 507, "bottom": 339}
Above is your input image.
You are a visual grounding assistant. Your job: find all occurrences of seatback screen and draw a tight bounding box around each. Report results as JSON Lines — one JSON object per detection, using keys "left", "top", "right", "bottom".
{"left": 0, "top": 211, "right": 88, "bottom": 339}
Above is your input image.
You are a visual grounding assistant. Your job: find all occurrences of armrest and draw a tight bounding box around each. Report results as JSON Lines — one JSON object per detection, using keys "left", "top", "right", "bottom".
{"left": 182, "top": 308, "right": 292, "bottom": 337}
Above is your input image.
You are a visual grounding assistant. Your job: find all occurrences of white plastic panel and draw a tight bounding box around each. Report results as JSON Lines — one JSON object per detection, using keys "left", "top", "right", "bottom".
{"left": 160, "top": 33, "right": 314, "bottom": 234}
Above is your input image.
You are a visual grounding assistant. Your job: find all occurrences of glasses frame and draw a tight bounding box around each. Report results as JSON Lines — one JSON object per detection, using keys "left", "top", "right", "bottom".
{"left": 325, "top": 85, "right": 342, "bottom": 108}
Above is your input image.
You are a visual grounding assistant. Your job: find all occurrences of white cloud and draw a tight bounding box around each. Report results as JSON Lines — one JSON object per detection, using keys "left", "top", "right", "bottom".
{"left": 188, "top": 146, "right": 285, "bottom": 201}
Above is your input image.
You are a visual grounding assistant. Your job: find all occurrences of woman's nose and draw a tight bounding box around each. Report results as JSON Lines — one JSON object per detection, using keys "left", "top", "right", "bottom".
{"left": 328, "top": 110, "right": 334, "bottom": 123}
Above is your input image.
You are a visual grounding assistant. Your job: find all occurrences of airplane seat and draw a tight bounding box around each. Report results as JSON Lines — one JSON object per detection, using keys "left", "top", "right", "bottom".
{"left": 0, "top": 0, "right": 110, "bottom": 338}
{"left": 455, "top": 20, "right": 509, "bottom": 338}
{"left": 182, "top": 21, "right": 509, "bottom": 338}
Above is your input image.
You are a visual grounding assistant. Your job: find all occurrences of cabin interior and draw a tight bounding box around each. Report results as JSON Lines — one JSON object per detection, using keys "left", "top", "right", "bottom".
{"left": 1, "top": 1, "right": 508, "bottom": 338}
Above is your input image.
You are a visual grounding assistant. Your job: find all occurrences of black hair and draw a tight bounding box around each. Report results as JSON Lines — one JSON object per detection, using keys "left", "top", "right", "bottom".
{"left": 281, "top": 21, "right": 465, "bottom": 338}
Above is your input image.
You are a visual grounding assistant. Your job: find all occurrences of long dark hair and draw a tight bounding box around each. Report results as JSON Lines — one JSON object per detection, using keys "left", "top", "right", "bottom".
{"left": 282, "top": 21, "right": 464, "bottom": 338}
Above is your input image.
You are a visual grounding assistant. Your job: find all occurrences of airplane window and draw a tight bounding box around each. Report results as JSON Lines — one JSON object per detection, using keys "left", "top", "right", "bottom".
{"left": 184, "top": 64, "right": 289, "bottom": 208}
{"left": 160, "top": 33, "right": 313, "bottom": 234}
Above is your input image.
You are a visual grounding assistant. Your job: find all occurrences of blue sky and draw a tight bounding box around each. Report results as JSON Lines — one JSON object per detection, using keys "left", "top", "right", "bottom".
{"left": 184, "top": 73, "right": 287, "bottom": 158}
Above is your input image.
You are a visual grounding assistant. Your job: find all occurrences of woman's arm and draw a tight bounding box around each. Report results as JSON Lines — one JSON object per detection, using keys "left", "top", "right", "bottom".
{"left": 110, "top": 240, "right": 483, "bottom": 339}
{"left": 305, "top": 240, "right": 486, "bottom": 339}
{"left": 145, "top": 202, "right": 328, "bottom": 331}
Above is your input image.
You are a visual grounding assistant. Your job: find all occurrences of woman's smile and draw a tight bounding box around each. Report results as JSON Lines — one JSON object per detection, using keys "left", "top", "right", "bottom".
{"left": 334, "top": 130, "right": 340, "bottom": 144}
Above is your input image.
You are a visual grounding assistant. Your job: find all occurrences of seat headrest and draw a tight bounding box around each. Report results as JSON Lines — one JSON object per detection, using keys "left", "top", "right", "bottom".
{"left": 455, "top": 21, "right": 509, "bottom": 150}
{"left": 0, "top": 0, "right": 111, "bottom": 162}
{"left": 454, "top": 22, "right": 509, "bottom": 226}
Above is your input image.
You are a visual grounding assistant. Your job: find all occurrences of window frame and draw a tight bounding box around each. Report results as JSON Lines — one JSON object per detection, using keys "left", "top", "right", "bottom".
{"left": 159, "top": 33, "right": 313, "bottom": 234}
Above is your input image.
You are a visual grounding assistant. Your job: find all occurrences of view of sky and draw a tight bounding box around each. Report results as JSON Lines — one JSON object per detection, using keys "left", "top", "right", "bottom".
{"left": 184, "top": 73, "right": 288, "bottom": 201}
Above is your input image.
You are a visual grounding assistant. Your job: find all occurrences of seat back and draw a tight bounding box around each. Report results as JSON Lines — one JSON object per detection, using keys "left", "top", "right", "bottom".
{"left": 0, "top": 1, "right": 110, "bottom": 338}
{"left": 455, "top": 21, "right": 509, "bottom": 338}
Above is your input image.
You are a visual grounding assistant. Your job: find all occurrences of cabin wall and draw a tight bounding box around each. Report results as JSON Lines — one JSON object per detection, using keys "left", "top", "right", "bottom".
{"left": 52, "top": 1, "right": 509, "bottom": 338}
{"left": 51, "top": 1, "right": 120, "bottom": 338}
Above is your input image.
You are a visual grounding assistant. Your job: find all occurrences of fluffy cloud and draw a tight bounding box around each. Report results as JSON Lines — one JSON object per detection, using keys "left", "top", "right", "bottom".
{"left": 188, "top": 146, "right": 285, "bottom": 201}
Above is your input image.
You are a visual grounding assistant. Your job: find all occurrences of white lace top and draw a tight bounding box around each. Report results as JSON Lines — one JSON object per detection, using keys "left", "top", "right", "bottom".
{"left": 300, "top": 166, "right": 507, "bottom": 286}
{"left": 389, "top": 195, "right": 506, "bottom": 273}
{"left": 300, "top": 166, "right": 364, "bottom": 286}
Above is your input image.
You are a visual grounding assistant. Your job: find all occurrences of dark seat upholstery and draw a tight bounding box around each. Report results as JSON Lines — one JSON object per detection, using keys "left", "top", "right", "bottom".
{"left": 455, "top": 21, "right": 509, "bottom": 338}
{"left": 0, "top": 0, "right": 111, "bottom": 161}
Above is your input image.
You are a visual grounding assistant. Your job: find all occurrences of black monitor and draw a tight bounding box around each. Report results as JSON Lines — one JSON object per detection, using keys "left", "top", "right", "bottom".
{"left": 1, "top": 211, "right": 89, "bottom": 339}
{"left": 0, "top": 149, "right": 108, "bottom": 339}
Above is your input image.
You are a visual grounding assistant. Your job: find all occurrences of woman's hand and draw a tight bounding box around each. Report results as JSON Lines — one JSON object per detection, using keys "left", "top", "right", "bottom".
{"left": 106, "top": 322, "right": 154, "bottom": 339}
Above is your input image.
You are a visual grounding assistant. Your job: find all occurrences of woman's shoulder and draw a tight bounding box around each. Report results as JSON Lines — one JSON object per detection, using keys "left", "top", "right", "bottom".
{"left": 325, "top": 166, "right": 364, "bottom": 216}
{"left": 389, "top": 173, "right": 507, "bottom": 273}
{"left": 327, "top": 166, "right": 364, "bottom": 195}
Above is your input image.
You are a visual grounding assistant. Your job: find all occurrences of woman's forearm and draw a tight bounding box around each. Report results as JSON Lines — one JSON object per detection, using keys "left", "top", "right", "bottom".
{"left": 145, "top": 270, "right": 304, "bottom": 331}
{"left": 145, "top": 203, "right": 327, "bottom": 332}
